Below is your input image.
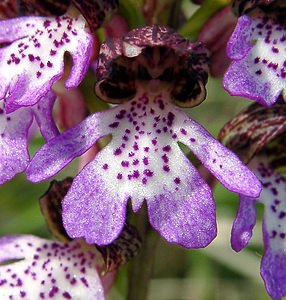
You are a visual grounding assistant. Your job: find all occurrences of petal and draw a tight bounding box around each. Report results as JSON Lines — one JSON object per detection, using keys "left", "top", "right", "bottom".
{"left": 0, "top": 15, "right": 93, "bottom": 112}
{"left": 26, "top": 110, "right": 110, "bottom": 182}
{"left": 0, "top": 235, "right": 105, "bottom": 300}
{"left": 224, "top": 14, "right": 286, "bottom": 106}
{"left": 0, "top": 102, "right": 33, "bottom": 184}
{"left": 177, "top": 111, "right": 262, "bottom": 198}
{"left": 231, "top": 196, "right": 257, "bottom": 252}
{"left": 147, "top": 156, "right": 217, "bottom": 248}
{"left": 0, "top": 17, "right": 38, "bottom": 43}
{"left": 62, "top": 159, "right": 128, "bottom": 245}
{"left": 261, "top": 248, "right": 286, "bottom": 300}
{"left": 252, "top": 160, "right": 286, "bottom": 299}
{"left": 32, "top": 91, "right": 59, "bottom": 141}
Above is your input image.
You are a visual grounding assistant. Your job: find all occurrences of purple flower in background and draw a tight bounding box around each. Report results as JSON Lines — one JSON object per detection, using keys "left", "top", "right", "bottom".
{"left": 0, "top": 91, "right": 58, "bottom": 184}
{"left": 27, "top": 25, "right": 261, "bottom": 249}
{"left": 219, "top": 100, "right": 286, "bottom": 300}
{"left": 224, "top": 0, "right": 286, "bottom": 107}
{"left": 0, "top": 14, "right": 93, "bottom": 113}
{"left": 0, "top": 235, "right": 105, "bottom": 300}
{"left": 0, "top": 0, "right": 119, "bottom": 183}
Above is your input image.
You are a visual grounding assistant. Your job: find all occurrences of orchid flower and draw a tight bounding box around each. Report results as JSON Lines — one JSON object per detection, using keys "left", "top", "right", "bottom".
{"left": 224, "top": 0, "right": 286, "bottom": 107}
{"left": 27, "top": 25, "right": 261, "bottom": 249}
{"left": 0, "top": 235, "right": 106, "bottom": 300}
{"left": 219, "top": 100, "right": 286, "bottom": 300}
{"left": 0, "top": 0, "right": 119, "bottom": 113}
{"left": 0, "top": 91, "right": 58, "bottom": 184}
{"left": 0, "top": 0, "right": 120, "bottom": 183}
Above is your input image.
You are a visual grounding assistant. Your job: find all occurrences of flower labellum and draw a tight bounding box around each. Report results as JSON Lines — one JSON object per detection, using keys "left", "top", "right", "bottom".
{"left": 27, "top": 25, "right": 261, "bottom": 249}
{"left": 224, "top": 0, "right": 286, "bottom": 106}
{"left": 0, "top": 235, "right": 105, "bottom": 300}
{"left": 0, "top": 14, "right": 93, "bottom": 112}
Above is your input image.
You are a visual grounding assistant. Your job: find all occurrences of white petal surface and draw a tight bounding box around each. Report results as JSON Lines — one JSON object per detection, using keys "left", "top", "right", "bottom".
{"left": 0, "top": 235, "right": 105, "bottom": 300}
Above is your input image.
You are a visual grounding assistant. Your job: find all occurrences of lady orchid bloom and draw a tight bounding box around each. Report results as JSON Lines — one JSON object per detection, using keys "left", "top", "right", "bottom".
{"left": 0, "top": 0, "right": 119, "bottom": 184}
{"left": 0, "top": 0, "right": 118, "bottom": 113}
{"left": 223, "top": 0, "right": 286, "bottom": 107}
{"left": 27, "top": 25, "right": 261, "bottom": 249}
{"left": 219, "top": 100, "right": 286, "bottom": 300}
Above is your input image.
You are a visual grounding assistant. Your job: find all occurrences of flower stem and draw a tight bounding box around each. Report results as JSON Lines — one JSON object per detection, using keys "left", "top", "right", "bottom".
{"left": 127, "top": 204, "right": 159, "bottom": 300}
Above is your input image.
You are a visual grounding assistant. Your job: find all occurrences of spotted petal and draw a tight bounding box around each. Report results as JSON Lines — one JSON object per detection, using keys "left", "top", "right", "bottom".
{"left": 0, "top": 102, "right": 33, "bottom": 184}
{"left": 255, "top": 161, "right": 286, "bottom": 300}
{"left": 0, "top": 15, "right": 92, "bottom": 113}
{"left": 0, "top": 235, "right": 105, "bottom": 300}
{"left": 224, "top": 14, "right": 286, "bottom": 106}
{"left": 28, "top": 90, "right": 260, "bottom": 247}
{"left": 27, "top": 110, "right": 111, "bottom": 182}
{"left": 178, "top": 114, "right": 261, "bottom": 197}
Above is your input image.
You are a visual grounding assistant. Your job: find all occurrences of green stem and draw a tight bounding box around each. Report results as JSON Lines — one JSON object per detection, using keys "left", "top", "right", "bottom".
{"left": 178, "top": 0, "right": 231, "bottom": 39}
{"left": 127, "top": 205, "right": 159, "bottom": 300}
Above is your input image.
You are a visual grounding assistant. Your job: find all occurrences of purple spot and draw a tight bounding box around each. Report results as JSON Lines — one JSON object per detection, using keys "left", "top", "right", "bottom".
{"left": 143, "top": 157, "right": 149, "bottom": 165}
{"left": 174, "top": 177, "right": 181, "bottom": 184}
{"left": 144, "top": 169, "right": 153, "bottom": 177}
{"left": 20, "top": 291, "right": 26, "bottom": 298}
{"left": 144, "top": 147, "right": 149, "bottom": 152}
{"left": 121, "top": 161, "right": 129, "bottom": 167}
{"left": 163, "top": 145, "right": 171, "bottom": 152}
{"left": 133, "top": 159, "right": 139, "bottom": 166}
{"left": 152, "top": 139, "right": 157, "bottom": 145}
{"left": 102, "top": 163, "right": 108, "bottom": 170}
{"left": 180, "top": 128, "right": 187, "bottom": 135}
{"left": 28, "top": 54, "right": 35, "bottom": 61}
{"left": 190, "top": 138, "right": 196, "bottom": 142}
{"left": 114, "top": 148, "right": 122, "bottom": 156}
{"left": 109, "top": 121, "right": 119, "bottom": 128}
{"left": 161, "top": 154, "right": 169, "bottom": 163}
{"left": 62, "top": 292, "right": 72, "bottom": 299}
{"left": 142, "top": 178, "right": 147, "bottom": 184}
{"left": 133, "top": 170, "right": 140, "bottom": 178}
{"left": 117, "top": 173, "right": 123, "bottom": 180}
{"left": 279, "top": 211, "right": 286, "bottom": 219}
{"left": 163, "top": 165, "right": 170, "bottom": 172}
{"left": 49, "top": 286, "right": 59, "bottom": 297}
{"left": 133, "top": 142, "right": 139, "bottom": 151}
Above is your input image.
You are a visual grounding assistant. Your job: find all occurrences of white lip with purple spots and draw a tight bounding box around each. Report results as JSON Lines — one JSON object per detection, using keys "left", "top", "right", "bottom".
{"left": 27, "top": 84, "right": 261, "bottom": 248}
{"left": 0, "top": 235, "right": 105, "bottom": 300}
{"left": 0, "top": 14, "right": 92, "bottom": 112}
{"left": 224, "top": 13, "right": 286, "bottom": 106}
